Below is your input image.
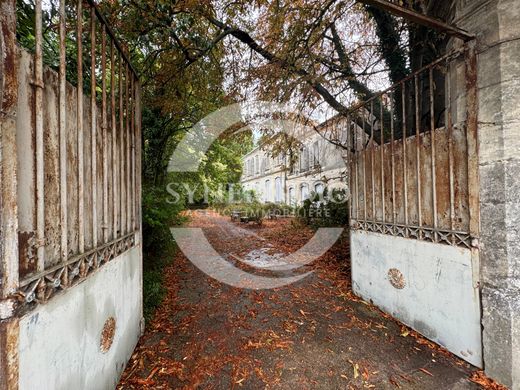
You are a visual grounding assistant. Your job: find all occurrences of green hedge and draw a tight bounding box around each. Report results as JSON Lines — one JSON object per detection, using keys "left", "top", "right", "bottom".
{"left": 142, "top": 185, "right": 187, "bottom": 322}
{"left": 297, "top": 188, "right": 349, "bottom": 228}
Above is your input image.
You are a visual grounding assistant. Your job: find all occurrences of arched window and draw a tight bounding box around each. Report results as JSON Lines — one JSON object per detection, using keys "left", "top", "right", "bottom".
{"left": 314, "top": 182, "right": 324, "bottom": 202}
{"left": 288, "top": 187, "right": 295, "bottom": 206}
{"left": 300, "top": 147, "right": 309, "bottom": 171}
{"left": 312, "top": 140, "right": 320, "bottom": 166}
{"left": 264, "top": 180, "right": 271, "bottom": 202}
{"left": 301, "top": 183, "right": 309, "bottom": 201}
{"left": 274, "top": 177, "right": 282, "bottom": 203}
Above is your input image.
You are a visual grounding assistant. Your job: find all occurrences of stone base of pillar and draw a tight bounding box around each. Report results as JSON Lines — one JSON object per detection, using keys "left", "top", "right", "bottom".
{"left": 482, "top": 287, "right": 520, "bottom": 389}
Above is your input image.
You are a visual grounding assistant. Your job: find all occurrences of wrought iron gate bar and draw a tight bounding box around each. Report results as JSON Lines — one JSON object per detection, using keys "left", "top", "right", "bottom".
{"left": 356, "top": 0, "right": 474, "bottom": 41}
{"left": 77, "top": 0, "right": 85, "bottom": 253}
{"left": 91, "top": 6, "right": 98, "bottom": 250}
{"left": 8, "top": 0, "right": 142, "bottom": 308}
{"left": 351, "top": 221, "right": 473, "bottom": 249}
{"left": 85, "top": 0, "right": 139, "bottom": 78}
{"left": 346, "top": 48, "right": 464, "bottom": 116}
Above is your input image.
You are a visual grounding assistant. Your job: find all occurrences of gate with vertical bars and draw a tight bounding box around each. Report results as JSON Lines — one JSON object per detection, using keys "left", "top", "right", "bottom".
{"left": 0, "top": 0, "right": 143, "bottom": 388}
{"left": 348, "top": 45, "right": 479, "bottom": 249}
{"left": 345, "top": 14, "right": 482, "bottom": 366}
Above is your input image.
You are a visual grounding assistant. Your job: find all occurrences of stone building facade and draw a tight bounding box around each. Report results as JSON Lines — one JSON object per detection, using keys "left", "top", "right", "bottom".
{"left": 241, "top": 117, "right": 349, "bottom": 205}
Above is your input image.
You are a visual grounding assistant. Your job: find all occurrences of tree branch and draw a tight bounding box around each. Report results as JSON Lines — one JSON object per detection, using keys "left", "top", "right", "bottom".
{"left": 205, "top": 15, "right": 350, "bottom": 116}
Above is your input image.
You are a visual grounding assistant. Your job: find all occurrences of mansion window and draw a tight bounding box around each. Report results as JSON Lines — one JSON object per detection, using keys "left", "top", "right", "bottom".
{"left": 300, "top": 183, "right": 309, "bottom": 201}
{"left": 275, "top": 177, "right": 282, "bottom": 203}
{"left": 312, "top": 140, "right": 320, "bottom": 167}
{"left": 288, "top": 187, "right": 295, "bottom": 206}
{"left": 314, "top": 182, "right": 324, "bottom": 199}
{"left": 264, "top": 179, "right": 271, "bottom": 202}
{"left": 300, "top": 147, "right": 309, "bottom": 172}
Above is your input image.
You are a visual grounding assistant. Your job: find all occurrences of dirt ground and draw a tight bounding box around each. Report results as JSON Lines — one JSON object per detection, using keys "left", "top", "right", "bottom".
{"left": 118, "top": 210, "right": 496, "bottom": 389}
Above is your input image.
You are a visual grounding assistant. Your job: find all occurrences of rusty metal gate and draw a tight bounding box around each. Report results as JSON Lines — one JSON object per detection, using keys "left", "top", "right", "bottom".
{"left": 347, "top": 38, "right": 482, "bottom": 366}
{"left": 348, "top": 43, "right": 479, "bottom": 248}
{"left": 1, "top": 0, "right": 142, "bottom": 388}
{"left": 8, "top": 0, "right": 142, "bottom": 309}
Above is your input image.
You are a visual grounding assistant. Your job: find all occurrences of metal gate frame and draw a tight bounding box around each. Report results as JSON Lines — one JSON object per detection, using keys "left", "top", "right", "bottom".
{"left": 346, "top": 0, "right": 482, "bottom": 367}
{"left": 0, "top": 1, "right": 142, "bottom": 388}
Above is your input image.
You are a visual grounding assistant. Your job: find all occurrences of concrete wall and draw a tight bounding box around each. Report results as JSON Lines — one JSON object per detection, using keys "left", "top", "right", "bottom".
{"left": 17, "top": 245, "right": 142, "bottom": 390}
{"left": 452, "top": 0, "right": 520, "bottom": 387}
{"left": 351, "top": 230, "right": 482, "bottom": 367}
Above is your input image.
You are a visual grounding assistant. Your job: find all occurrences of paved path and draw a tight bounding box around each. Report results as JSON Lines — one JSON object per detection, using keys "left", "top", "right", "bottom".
{"left": 119, "top": 211, "right": 483, "bottom": 389}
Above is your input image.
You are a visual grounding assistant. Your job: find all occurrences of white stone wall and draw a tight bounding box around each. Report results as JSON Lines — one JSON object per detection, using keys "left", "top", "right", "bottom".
{"left": 453, "top": 0, "right": 520, "bottom": 387}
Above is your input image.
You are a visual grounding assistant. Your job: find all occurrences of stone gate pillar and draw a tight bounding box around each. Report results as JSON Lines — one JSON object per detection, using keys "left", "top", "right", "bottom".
{"left": 454, "top": 0, "right": 520, "bottom": 388}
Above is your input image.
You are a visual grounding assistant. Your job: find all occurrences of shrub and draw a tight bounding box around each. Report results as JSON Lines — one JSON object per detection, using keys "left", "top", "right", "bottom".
{"left": 143, "top": 267, "right": 167, "bottom": 321}
{"left": 297, "top": 188, "right": 349, "bottom": 228}
{"left": 142, "top": 185, "right": 186, "bottom": 258}
{"left": 142, "top": 185, "right": 187, "bottom": 322}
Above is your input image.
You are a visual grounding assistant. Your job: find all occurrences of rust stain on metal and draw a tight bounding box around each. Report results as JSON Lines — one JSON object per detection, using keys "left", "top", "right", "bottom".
{"left": 0, "top": 319, "right": 20, "bottom": 390}
{"left": 464, "top": 41, "right": 480, "bottom": 239}
{"left": 388, "top": 268, "right": 406, "bottom": 289}
{"left": 1, "top": 0, "right": 20, "bottom": 303}
{"left": 349, "top": 44, "right": 476, "bottom": 248}
{"left": 3, "top": 0, "right": 144, "bottom": 316}
{"left": 100, "top": 316, "right": 116, "bottom": 353}
{"left": 0, "top": 4, "right": 19, "bottom": 114}
{"left": 357, "top": 0, "right": 474, "bottom": 41}
{"left": 18, "top": 231, "right": 37, "bottom": 278}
